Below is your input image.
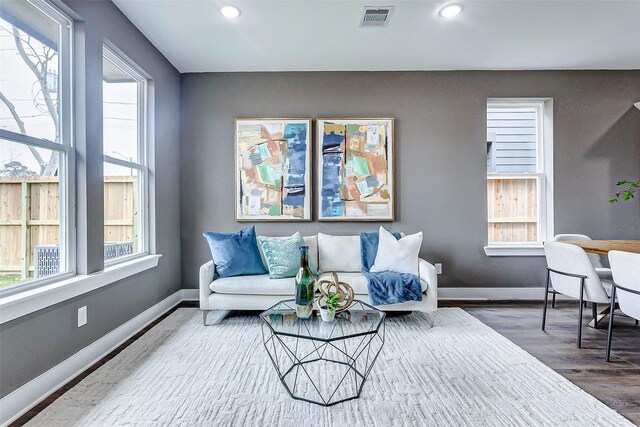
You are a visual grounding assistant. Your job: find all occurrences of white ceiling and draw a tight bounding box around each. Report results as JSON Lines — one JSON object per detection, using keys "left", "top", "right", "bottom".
{"left": 112, "top": 0, "right": 640, "bottom": 73}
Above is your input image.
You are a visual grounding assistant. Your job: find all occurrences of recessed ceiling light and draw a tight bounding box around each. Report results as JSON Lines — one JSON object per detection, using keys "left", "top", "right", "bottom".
{"left": 220, "top": 5, "right": 240, "bottom": 18}
{"left": 438, "top": 3, "right": 463, "bottom": 18}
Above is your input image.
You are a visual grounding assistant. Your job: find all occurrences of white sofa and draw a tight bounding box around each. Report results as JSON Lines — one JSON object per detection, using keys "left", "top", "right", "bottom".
{"left": 199, "top": 234, "right": 438, "bottom": 325}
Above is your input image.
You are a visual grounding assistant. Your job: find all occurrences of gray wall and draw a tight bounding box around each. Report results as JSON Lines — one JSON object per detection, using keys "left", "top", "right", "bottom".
{"left": 0, "top": 0, "right": 181, "bottom": 398}
{"left": 180, "top": 71, "right": 640, "bottom": 289}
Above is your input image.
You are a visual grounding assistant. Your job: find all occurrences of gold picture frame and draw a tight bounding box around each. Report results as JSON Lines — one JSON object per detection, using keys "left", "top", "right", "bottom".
{"left": 235, "top": 118, "right": 313, "bottom": 222}
{"left": 316, "top": 118, "right": 395, "bottom": 222}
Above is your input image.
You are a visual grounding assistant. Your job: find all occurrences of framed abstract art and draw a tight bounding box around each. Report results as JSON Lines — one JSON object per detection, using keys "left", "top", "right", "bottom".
{"left": 316, "top": 118, "right": 394, "bottom": 221}
{"left": 235, "top": 118, "right": 312, "bottom": 221}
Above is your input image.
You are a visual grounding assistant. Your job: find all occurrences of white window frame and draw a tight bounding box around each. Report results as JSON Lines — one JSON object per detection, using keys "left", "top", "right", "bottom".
{"left": 0, "top": 3, "right": 161, "bottom": 320}
{"left": 102, "top": 44, "right": 149, "bottom": 266}
{"left": 484, "top": 98, "right": 554, "bottom": 257}
{"left": 0, "top": 0, "right": 75, "bottom": 294}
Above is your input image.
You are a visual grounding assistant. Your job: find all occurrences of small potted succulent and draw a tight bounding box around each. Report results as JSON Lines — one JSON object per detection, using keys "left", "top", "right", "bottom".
{"left": 319, "top": 292, "right": 340, "bottom": 322}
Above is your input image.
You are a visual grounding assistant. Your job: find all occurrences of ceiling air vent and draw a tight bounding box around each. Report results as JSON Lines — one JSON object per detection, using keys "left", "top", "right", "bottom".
{"left": 360, "top": 6, "right": 394, "bottom": 28}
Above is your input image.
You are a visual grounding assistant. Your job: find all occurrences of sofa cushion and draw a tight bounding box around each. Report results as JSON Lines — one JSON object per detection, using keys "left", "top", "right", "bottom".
{"left": 209, "top": 272, "right": 428, "bottom": 297}
{"left": 318, "top": 272, "right": 369, "bottom": 294}
{"left": 318, "top": 272, "right": 428, "bottom": 294}
{"left": 258, "top": 232, "right": 318, "bottom": 279}
{"left": 210, "top": 274, "right": 295, "bottom": 296}
{"left": 203, "top": 226, "right": 267, "bottom": 277}
{"left": 258, "top": 235, "right": 319, "bottom": 272}
{"left": 317, "top": 234, "right": 361, "bottom": 272}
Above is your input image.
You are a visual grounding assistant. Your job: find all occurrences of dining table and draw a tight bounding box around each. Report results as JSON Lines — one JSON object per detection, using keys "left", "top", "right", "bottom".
{"left": 563, "top": 240, "right": 640, "bottom": 327}
{"left": 561, "top": 239, "right": 640, "bottom": 255}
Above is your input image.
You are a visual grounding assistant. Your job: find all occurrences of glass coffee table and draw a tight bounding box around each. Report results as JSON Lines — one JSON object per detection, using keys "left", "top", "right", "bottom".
{"left": 260, "top": 299, "right": 385, "bottom": 406}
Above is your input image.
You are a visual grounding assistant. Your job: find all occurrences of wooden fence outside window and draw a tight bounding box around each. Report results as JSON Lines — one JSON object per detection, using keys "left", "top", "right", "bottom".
{"left": 0, "top": 176, "right": 137, "bottom": 279}
{"left": 487, "top": 176, "right": 538, "bottom": 243}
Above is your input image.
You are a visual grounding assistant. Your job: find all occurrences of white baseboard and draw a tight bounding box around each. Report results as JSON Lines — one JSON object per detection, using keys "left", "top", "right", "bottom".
{"left": 180, "top": 288, "right": 199, "bottom": 301}
{"left": 438, "top": 287, "right": 563, "bottom": 301}
{"left": 0, "top": 290, "right": 183, "bottom": 427}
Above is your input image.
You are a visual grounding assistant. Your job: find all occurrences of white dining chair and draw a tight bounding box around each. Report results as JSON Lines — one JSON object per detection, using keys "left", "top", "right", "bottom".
{"left": 553, "top": 234, "right": 612, "bottom": 279}
{"left": 550, "top": 234, "right": 613, "bottom": 309}
{"left": 605, "top": 250, "right": 640, "bottom": 362}
{"left": 543, "top": 242, "right": 614, "bottom": 348}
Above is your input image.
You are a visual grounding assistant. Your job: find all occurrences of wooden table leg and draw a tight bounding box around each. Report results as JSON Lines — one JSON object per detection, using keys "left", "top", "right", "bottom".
{"left": 589, "top": 304, "right": 618, "bottom": 328}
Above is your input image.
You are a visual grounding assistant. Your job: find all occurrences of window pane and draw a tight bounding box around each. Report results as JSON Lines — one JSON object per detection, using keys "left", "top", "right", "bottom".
{"left": 487, "top": 177, "right": 538, "bottom": 243}
{"left": 0, "top": 139, "right": 62, "bottom": 288}
{"left": 103, "top": 57, "right": 139, "bottom": 163}
{"left": 487, "top": 103, "right": 541, "bottom": 244}
{"left": 487, "top": 106, "right": 537, "bottom": 173}
{"left": 0, "top": 8, "right": 61, "bottom": 144}
{"left": 104, "top": 163, "right": 141, "bottom": 261}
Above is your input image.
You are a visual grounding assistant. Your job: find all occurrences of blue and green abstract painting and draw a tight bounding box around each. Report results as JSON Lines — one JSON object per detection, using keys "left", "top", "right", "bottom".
{"left": 236, "top": 119, "right": 310, "bottom": 220}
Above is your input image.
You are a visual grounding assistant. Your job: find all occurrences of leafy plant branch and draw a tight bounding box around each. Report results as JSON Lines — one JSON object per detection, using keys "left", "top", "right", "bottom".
{"left": 609, "top": 179, "right": 639, "bottom": 203}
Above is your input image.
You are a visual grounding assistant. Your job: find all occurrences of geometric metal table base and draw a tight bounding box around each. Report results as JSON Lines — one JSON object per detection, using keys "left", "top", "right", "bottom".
{"left": 260, "top": 300, "right": 385, "bottom": 406}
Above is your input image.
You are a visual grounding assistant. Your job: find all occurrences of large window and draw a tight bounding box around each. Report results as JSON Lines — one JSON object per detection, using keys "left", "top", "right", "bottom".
{"left": 485, "top": 99, "right": 553, "bottom": 256}
{"left": 0, "top": 0, "right": 72, "bottom": 288}
{"left": 103, "top": 46, "right": 148, "bottom": 263}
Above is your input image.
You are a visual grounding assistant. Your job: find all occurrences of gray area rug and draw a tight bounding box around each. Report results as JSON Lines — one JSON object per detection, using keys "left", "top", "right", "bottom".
{"left": 27, "top": 308, "right": 633, "bottom": 426}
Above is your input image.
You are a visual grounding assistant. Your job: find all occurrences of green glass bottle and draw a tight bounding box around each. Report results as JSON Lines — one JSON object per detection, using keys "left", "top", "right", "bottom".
{"left": 295, "top": 245, "right": 316, "bottom": 318}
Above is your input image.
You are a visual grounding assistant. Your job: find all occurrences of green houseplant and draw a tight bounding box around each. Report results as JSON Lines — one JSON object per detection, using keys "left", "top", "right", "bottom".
{"left": 609, "top": 179, "right": 639, "bottom": 203}
{"left": 319, "top": 292, "right": 340, "bottom": 322}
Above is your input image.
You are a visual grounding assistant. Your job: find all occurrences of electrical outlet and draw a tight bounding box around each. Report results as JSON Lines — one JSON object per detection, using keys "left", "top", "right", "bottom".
{"left": 435, "top": 263, "right": 443, "bottom": 275}
{"left": 78, "top": 306, "right": 87, "bottom": 327}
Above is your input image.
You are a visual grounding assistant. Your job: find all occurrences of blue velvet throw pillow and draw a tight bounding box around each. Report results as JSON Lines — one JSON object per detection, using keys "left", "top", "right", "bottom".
{"left": 203, "top": 226, "right": 267, "bottom": 278}
{"left": 360, "top": 231, "right": 402, "bottom": 272}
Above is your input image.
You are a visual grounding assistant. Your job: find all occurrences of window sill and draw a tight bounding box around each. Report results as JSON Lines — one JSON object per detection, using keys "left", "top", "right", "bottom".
{"left": 0, "top": 254, "right": 161, "bottom": 324}
{"left": 484, "top": 245, "right": 545, "bottom": 257}
{"left": 104, "top": 252, "right": 149, "bottom": 268}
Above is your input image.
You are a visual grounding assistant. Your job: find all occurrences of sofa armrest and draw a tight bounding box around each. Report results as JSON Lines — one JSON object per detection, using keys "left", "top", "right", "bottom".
{"left": 419, "top": 258, "right": 438, "bottom": 293}
{"left": 199, "top": 260, "right": 216, "bottom": 309}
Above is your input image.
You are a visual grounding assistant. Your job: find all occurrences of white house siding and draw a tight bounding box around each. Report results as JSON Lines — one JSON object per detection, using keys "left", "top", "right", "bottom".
{"left": 487, "top": 107, "right": 537, "bottom": 173}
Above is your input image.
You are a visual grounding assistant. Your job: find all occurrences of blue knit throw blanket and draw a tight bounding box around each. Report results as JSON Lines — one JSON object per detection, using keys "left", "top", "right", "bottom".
{"left": 360, "top": 232, "right": 422, "bottom": 306}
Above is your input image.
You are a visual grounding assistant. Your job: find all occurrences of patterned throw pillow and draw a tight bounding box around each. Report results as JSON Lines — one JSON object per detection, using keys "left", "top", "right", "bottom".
{"left": 258, "top": 232, "right": 318, "bottom": 279}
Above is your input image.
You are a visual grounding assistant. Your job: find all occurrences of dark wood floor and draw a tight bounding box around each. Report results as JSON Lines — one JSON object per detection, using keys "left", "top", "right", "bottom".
{"left": 12, "top": 301, "right": 640, "bottom": 426}
{"left": 451, "top": 301, "right": 640, "bottom": 425}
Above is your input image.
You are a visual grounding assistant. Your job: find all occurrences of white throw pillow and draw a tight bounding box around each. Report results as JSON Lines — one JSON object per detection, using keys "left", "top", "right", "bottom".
{"left": 370, "top": 227, "right": 422, "bottom": 275}
{"left": 317, "top": 233, "right": 361, "bottom": 272}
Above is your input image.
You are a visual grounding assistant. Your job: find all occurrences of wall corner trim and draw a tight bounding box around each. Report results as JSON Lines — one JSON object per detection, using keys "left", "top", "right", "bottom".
{"left": 0, "top": 289, "right": 184, "bottom": 427}
{"left": 181, "top": 288, "right": 199, "bottom": 300}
